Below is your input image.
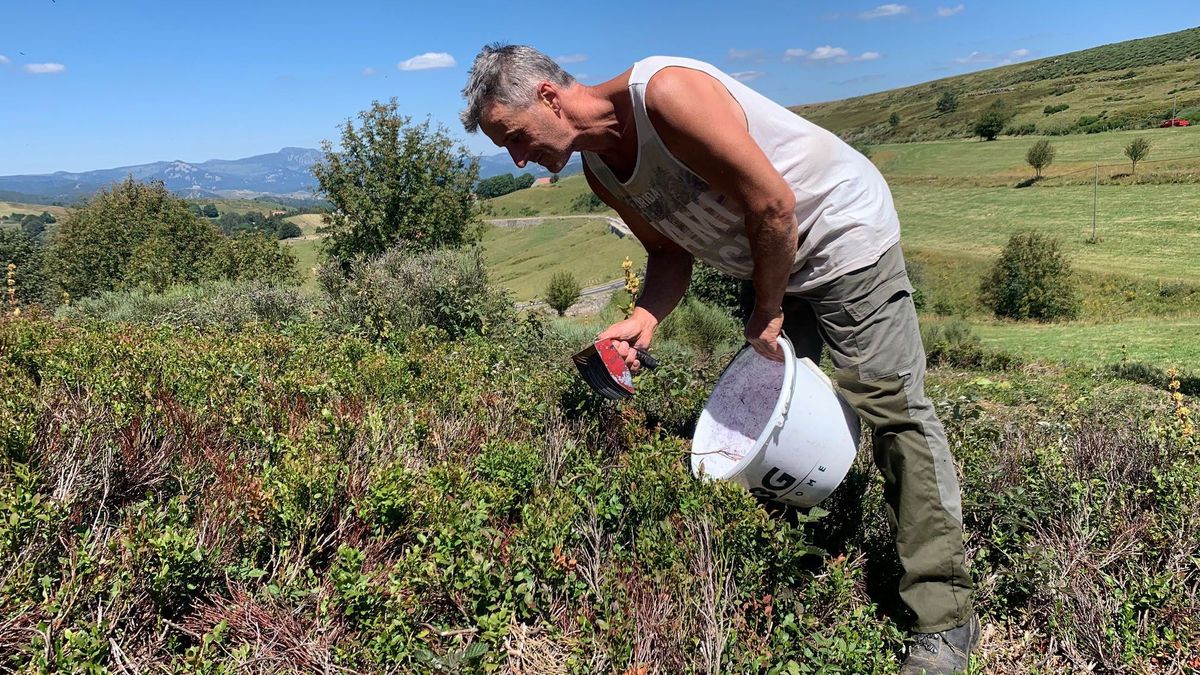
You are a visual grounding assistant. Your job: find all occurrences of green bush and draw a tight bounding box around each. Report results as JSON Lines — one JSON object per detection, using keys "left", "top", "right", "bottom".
{"left": 687, "top": 261, "right": 748, "bottom": 320}
{"left": 1025, "top": 139, "right": 1056, "bottom": 178}
{"left": 973, "top": 101, "right": 1013, "bottom": 141}
{"left": 0, "top": 226, "right": 49, "bottom": 305}
{"left": 1005, "top": 122, "right": 1037, "bottom": 136}
{"left": 207, "top": 232, "right": 300, "bottom": 285}
{"left": 46, "top": 178, "right": 223, "bottom": 299}
{"left": 935, "top": 90, "right": 959, "bottom": 114}
{"left": 569, "top": 192, "right": 606, "bottom": 213}
{"left": 312, "top": 99, "right": 480, "bottom": 266}
{"left": 544, "top": 271, "right": 581, "bottom": 316}
{"left": 318, "top": 246, "right": 513, "bottom": 341}
{"left": 920, "top": 318, "right": 1021, "bottom": 370}
{"left": 1043, "top": 103, "right": 1070, "bottom": 115}
{"left": 59, "top": 281, "right": 321, "bottom": 328}
{"left": 979, "top": 231, "right": 1080, "bottom": 321}
{"left": 655, "top": 296, "right": 743, "bottom": 356}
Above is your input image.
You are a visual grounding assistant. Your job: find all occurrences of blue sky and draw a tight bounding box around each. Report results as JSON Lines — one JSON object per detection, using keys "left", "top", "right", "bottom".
{"left": 1, "top": 1, "right": 1196, "bottom": 175}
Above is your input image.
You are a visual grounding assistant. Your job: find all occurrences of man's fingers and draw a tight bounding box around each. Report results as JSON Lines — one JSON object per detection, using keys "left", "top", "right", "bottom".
{"left": 749, "top": 339, "right": 786, "bottom": 362}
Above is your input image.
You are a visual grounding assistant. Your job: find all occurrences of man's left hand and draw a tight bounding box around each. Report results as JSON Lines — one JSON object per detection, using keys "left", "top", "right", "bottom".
{"left": 745, "top": 307, "right": 785, "bottom": 361}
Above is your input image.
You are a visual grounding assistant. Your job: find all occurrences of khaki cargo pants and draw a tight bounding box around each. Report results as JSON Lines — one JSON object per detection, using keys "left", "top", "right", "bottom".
{"left": 780, "top": 243, "right": 974, "bottom": 633}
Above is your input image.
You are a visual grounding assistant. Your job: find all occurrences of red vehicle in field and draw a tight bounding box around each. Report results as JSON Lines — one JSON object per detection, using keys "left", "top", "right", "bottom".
{"left": 1160, "top": 118, "right": 1191, "bottom": 128}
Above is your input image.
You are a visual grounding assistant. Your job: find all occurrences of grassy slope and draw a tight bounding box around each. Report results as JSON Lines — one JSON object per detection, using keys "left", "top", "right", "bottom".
{"left": 791, "top": 26, "right": 1200, "bottom": 142}
{"left": 0, "top": 202, "right": 70, "bottom": 220}
{"left": 896, "top": 183, "right": 1200, "bottom": 279}
{"left": 873, "top": 127, "right": 1200, "bottom": 183}
{"left": 482, "top": 218, "right": 645, "bottom": 300}
{"left": 485, "top": 175, "right": 615, "bottom": 218}
{"left": 282, "top": 237, "right": 323, "bottom": 290}
{"left": 284, "top": 213, "right": 325, "bottom": 236}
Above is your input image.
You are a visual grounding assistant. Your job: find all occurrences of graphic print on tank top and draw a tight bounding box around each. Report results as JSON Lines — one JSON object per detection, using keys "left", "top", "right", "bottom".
{"left": 630, "top": 164, "right": 755, "bottom": 279}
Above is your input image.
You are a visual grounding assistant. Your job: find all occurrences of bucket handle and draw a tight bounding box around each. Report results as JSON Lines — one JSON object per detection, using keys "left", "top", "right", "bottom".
{"left": 772, "top": 333, "right": 796, "bottom": 431}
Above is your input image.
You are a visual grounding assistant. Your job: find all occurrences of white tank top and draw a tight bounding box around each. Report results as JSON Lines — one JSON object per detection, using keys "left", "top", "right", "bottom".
{"left": 582, "top": 56, "right": 901, "bottom": 292}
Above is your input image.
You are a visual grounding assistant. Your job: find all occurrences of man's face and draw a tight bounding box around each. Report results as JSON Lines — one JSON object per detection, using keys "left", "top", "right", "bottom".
{"left": 480, "top": 93, "right": 573, "bottom": 174}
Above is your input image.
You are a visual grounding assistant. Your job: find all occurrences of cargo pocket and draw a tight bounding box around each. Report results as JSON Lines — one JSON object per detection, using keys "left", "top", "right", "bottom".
{"left": 840, "top": 273, "right": 922, "bottom": 381}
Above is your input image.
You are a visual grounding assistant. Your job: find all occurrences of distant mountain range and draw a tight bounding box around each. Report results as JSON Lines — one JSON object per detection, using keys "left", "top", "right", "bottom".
{"left": 0, "top": 148, "right": 583, "bottom": 204}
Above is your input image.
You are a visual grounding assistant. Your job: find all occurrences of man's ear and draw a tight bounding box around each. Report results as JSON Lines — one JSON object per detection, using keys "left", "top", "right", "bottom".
{"left": 538, "top": 82, "right": 561, "bottom": 113}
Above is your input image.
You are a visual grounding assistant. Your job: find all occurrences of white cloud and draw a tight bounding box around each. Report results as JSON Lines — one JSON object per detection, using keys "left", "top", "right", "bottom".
{"left": 731, "top": 70, "right": 765, "bottom": 82}
{"left": 955, "top": 48, "right": 1032, "bottom": 67}
{"left": 554, "top": 53, "right": 587, "bottom": 64}
{"left": 728, "top": 48, "right": 761, "bottom": 61}
{"left": 936, "top": 4, "right": 965, "bottom": 16}
{"left": 809, "top": 46, "right": 850, "bottom": 60}
{"left": 397, "top": 52, "right": 456, "bottom": 71}
{"left": 0, "top": 54, "right": 10, "bottom": 65}
{"left": 786, "top": 46, "right": 881, "bottom": 64}
{"left": 859, "top": 4, "right": 910, "bottom": 19}
{"left": 362, "top": 67, "right": 377, "bottom": 76}
{"left": 24, "top": 63, "right": 65, "bottom": 74}
{"left": 954, "top": 51, "right": 992, "bottom": 64}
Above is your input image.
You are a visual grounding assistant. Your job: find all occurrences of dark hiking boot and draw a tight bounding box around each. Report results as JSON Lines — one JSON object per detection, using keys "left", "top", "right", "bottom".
{"left": 900, "top": 614, "right": 981, "bottom": 675}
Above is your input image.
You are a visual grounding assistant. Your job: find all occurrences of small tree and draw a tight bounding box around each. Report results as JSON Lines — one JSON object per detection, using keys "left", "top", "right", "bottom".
{"left": 973, "top": 101, "right": 1012, "bottom": 141}
{"left": 1124, "top": 137, "right": 1151, "bottom": 174}
{"left": 550, "top": 173, "right": 560, "bottom": 184}
{"left": 935, "top": 90, "right": 959, "bottom": 114}
{"left": 201, "top": 204, "right": 219, "bottom": 218}
{"left": 979, "top": 231, "right": 1080, "bottom": 321}
{"left": 311, "top": 98, "right": 480, "bottom": 267}
{"left": 888, "top": 112, "right": 901, "bottom": 128}
{"left": 47, "top": 177, "right": 222, "bottom": 299}
{"left": 544, "top": 271, "right": 582, "bottom": 316}
{"left": 208, "top": 232, "right": 299, "bottom": 285}
{"left": 0, "top": 227, "right": 49, "bottom": 305}
{"left": 1025, "top": 139, "right": 1056, "bottom": 178}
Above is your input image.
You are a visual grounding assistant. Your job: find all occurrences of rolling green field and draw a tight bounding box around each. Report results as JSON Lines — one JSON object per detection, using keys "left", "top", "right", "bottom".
{"left": 792, "top": 26, "right": 1200, "bottom": 143}
{"left": 485, "top": 175, "right": 614, "bottom": 218}
{"left": 283, "top": 236, "right": 323, "bottom": 289}
{"left": 482, "top": 218, "right": 645, "bottom": 300}
{"left": 972, "top": 318, "right": 1200, "bottom": 365}
{"left": 873, "top": 127, "right": 1199, "bottom": 183}
{"left": 895, "top": 183, "right": 1200, "bottom": 280}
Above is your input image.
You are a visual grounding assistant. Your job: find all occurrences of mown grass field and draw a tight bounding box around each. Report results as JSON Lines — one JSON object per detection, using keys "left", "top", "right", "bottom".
{"left": 0, "top": 201, "right": 69, "bottom": 220}
{"left": 873, "top": 127, "right": 1199, "bottom": 183}
{"left": 482, "top": 218, "right": 645, "bottom": 300}
{"left": 895, "top": 183, "right": 1200, "bottom": 279}
{"left": 284, "top": 213, "right": 325, "bottom": 236}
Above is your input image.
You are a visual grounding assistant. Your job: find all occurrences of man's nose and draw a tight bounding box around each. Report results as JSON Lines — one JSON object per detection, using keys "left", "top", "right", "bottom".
{"left": 507, "top": 147, "right": 527, "bottom": 168}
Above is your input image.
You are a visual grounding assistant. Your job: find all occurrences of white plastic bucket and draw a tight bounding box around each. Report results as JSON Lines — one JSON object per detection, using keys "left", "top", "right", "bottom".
{"left": 690, "top": 336, "right": 861, "bottom": 507}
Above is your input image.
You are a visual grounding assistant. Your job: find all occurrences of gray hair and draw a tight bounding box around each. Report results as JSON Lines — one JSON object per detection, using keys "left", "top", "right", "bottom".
{"left": 460, "top": 43, "right": 576, "bottom": 133}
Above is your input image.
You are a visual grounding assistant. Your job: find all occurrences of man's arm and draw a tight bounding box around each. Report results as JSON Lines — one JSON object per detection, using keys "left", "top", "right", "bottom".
{"left": 643, "top": 67, "right": 798, "bottom": 360}
{"left": 584, "top": 165, "right": 693, "bottom": 369}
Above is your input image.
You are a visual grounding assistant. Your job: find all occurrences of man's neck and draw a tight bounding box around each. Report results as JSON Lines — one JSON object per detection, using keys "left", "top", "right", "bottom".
{"left": 566, "top": 70, "right": 635, "bottom": 158}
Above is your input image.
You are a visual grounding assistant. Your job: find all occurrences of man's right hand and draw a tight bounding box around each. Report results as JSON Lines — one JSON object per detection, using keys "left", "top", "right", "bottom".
{"left": 596, "top": 307, "right": 658, "bottom": 373}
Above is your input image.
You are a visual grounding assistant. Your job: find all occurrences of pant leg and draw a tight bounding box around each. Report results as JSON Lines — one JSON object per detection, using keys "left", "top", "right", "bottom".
{"left": 781, "top": 296, "right": 825, "bottom": 365}
{"left": 797, "top": 244, "right": 974, "bottom": 633}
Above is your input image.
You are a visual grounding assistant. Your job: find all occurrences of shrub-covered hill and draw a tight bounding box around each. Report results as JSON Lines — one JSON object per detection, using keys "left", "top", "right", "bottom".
{"left": 792, "top": 26, "right": 1200, "bottom": 144}
{"left": 1, "top": 288, "right": 1198, "bottom": 671}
